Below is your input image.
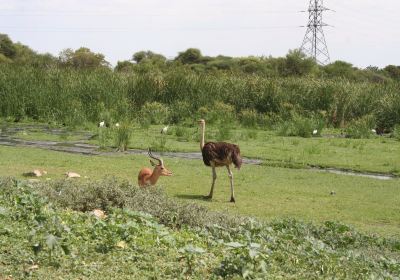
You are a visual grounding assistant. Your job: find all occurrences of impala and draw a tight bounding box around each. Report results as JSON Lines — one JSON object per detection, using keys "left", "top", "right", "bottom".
{"left": 138, "top": 149, "right": 172, "bottom": 187}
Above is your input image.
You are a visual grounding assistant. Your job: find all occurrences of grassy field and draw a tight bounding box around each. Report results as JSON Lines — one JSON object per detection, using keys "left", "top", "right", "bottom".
{"left": 1, "top": 143, "right": 399, "bottom": 237}
{"left": 1, "top": 122, "right": 400, "bottom": 279}
{"left": 3, "top": 122, "right": 400, "bottom": 175}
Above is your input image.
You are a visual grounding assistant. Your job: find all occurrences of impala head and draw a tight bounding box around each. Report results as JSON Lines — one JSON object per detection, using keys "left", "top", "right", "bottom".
{"left": 148, "top": 149, "right": 172, "bottom": 177}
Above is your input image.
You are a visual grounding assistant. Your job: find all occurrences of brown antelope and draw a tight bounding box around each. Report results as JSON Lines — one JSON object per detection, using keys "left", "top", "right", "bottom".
{"left": 138, "top": 149, "right": 172, "bottom": 187}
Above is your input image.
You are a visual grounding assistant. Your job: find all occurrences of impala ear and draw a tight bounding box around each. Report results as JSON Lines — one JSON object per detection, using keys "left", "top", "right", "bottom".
{"left": 150, "top": 159, "right": 156, "bottom": 166}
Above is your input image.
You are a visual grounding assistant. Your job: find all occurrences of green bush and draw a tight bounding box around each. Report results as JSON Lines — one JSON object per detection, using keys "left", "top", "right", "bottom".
{"left": 35, "top": 177, "right": 242, "bottom": 229}
{"left": 345, "top": 115, "right": 376, "bottom": 139}
{"left": 278, "top": 115, "right": 324, "bottom": 138}
{"left": 239, "top": 109, "right": 259, "bottom": 128}
{"left": 139, "top": 102, "right": 169, "bottom": 125}
{"left": 114, "top": 123, "right": 132, "bottom": 152}
{"left": 392, "top": 124, "right": 400, "bottom": 140}
{"left": 168, "top": 101, "right": 192, "bottom": 124}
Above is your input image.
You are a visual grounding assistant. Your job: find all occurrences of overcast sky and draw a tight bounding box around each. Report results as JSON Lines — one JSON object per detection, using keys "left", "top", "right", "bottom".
{"left": 1, "top": 0, "right": 399, "bottom": 68}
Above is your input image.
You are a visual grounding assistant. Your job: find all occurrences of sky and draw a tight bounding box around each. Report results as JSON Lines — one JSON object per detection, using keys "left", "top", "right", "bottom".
{"left": 0, "top": 0, "right": 399, "bottom": 68}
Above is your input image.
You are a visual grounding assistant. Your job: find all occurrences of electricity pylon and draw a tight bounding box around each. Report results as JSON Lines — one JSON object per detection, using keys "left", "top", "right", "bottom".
{"left": 300, "top": 0, "right": 331, "bottom": 65}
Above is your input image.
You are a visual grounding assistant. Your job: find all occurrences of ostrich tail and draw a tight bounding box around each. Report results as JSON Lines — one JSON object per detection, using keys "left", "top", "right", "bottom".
{"left": 232, "top": 147, "right": 242, "bottom": 170}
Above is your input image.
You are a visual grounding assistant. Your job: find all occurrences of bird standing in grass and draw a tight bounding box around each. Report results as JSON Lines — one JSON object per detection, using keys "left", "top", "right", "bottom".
{"left": 198, "top": 119, "right": 242, "bottom": 202}
{"left": 161, "top": 125, "right": 169, "bottom": 134}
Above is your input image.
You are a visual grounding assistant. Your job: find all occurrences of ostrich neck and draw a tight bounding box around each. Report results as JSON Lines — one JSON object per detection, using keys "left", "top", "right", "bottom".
{"left": 200, "top": 123, "right": 205, "bottom": 150}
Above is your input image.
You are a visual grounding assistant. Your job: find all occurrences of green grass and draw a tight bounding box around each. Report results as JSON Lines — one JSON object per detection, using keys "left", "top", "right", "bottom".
{"left": 4, "top": 122, "right": 400, "bottom": 175}
{"left": 1, "top": 145, "right": 399, "bottom": 237}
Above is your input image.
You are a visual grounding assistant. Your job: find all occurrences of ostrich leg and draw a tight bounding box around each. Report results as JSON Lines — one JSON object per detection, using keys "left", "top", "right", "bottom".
{"left": 227, "top": 165, "right": 235, "bottom": 202}
{"left": 206, "top": 166, "right": 217, "bottom": 199}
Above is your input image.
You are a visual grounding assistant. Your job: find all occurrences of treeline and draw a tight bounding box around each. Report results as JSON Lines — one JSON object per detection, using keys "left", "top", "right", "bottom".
{"left": 1, "top": 33, "right": 400, "bottom": 82}
{"left": 0, "top": 33, "right": 400, "bottom": 132}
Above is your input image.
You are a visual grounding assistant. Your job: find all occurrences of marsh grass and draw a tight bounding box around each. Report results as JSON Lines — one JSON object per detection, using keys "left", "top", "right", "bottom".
{"left": 3, "top": 64, "right": 399, "bottom": 134}
{"left": 114, "top": 124, "right": 132, "bottom": 152}
{"left": 346, "top": 114, "right": 376, "bottom": 139}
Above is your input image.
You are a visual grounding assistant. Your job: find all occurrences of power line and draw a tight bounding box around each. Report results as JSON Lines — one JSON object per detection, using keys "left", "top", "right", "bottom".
{"left": 300, "top": 0, "right": 331, "bottom": 65}
{"left": 0, "top": 25, "right": 300, "bottom": 32}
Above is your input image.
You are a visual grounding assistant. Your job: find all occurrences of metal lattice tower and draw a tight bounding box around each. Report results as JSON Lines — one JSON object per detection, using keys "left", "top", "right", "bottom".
{"left": 300, "top": 0, "right": 331, "bottom": 65}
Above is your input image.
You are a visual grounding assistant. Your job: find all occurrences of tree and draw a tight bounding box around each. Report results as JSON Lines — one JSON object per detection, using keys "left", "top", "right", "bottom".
{"left": 175, "top": 48, "right": 202, "bottom": 64}
{"left": 115, "top": 60, "right": 134, "bottom": 72}
{"left": 323, "top": 60, "right": 356, "bottom": 79}
{"left": 280, "top": 49, "right": 317, "bottom": 76}
{"left": 58, "top": 47, "right": 110, "bottom": 69}
{"left": 132, "top": 50, "right": 166, "bottom": 64}
{"left": 0, "top": 34, "right": 16, "bottom": 59}
{"left": 384, "top": 65, "right": 400, "bottom": 81}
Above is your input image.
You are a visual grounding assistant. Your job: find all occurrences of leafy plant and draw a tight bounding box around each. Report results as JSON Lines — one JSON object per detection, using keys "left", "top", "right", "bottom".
{"left": 114, "top": 123, "right": 132, "bottom": 152}
{"left": 139, "top": 102, "right": 169, "bottom": 125}
{"left": 345, "top": 114, "right": 376, "bottom": 139}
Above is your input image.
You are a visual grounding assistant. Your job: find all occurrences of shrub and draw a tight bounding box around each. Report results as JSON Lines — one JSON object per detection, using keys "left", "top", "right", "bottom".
{"left": 278, "top": 114, "right": 323, "bottom": 138}
{"left": 196, "top": 103, "right": 236, "bottom": 125}
{"left": 239, "top": 109, "right": 259, "bottom": 128}
{"left": 392, "top": 124, "right": 400, "bottom": 140}
{"left": 114, "top": 123, "right": 132, "bottom": 152}
{"left": 139, "top": 102, "right": 169, "bottom": 125}
{"left": 35, "top": 177, "right": 242, "bottom": 229}
{"left": 168, "top": 101, "right": 192, "bottom": 124}
{"left": 345, "top": 115, "right": 376, "bottom": 139}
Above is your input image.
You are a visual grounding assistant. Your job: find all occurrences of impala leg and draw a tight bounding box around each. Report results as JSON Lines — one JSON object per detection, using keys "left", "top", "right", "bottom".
{"left": 205, "top": 166, "right": 217, "bottom": 199}
{"left": 227, "top": 165, "right": 235, "bottom": 203}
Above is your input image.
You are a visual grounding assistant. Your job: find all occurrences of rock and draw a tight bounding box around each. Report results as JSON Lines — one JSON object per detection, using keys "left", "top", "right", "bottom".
{"left": 65, "top": 172, "right": 81, "bottom": 178}
{"left": 23, "top": 169, "right": 47, "bottom": 177}
{"left": 116, "top": 241, "right": 127, "bottom": 249}
{"left": 91, "top": 209, "right": 106, "bottom": 219}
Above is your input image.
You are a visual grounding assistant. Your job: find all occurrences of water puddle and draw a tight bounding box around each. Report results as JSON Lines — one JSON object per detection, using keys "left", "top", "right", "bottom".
{"left": 313, "top": 167, "right": 395, "bottom": 181}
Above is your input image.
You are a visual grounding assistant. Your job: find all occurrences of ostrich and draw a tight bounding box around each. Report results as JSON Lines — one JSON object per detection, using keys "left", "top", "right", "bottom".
{"left": 198, "top": 119, "right": 242, "bottom": 202}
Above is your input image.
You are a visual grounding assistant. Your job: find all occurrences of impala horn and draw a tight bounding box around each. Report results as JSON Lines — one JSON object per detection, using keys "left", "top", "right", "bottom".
{"left": 148, "top": 148, "right": 163, "bottom": 166}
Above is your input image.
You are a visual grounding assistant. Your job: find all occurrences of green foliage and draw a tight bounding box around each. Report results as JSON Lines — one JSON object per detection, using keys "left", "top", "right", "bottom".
{"left": 175, "top": 48, "right": 202, "bottom": 64}
{"left": 278, "top": 115, "right": 324, "bottom": 138}
{"left": 98, "top": 126, "right": 112, "bottom": 149}
{"left": 114, "top": 123, "right": 132, "bottom": 152}
{"left": 35, "top": 177, "right": 241, "bottom": 229}
{"left": 0, "top": 33, "right": 17, "bottom": 58}
{"left": 280, "top": 49, "right": 318, "bottom": 76}
{"left": 0, "top": 35, "right": 400, "bottom": 133}
{"left": 239, "top": 109, "right": 260, "bottom": 128}
{"left": 384, "top": 65, "right": 400, "bottom": 81}
{"left": 139, "top": 101, "right": 169, "bottom": 126}
{"left": 392, "top": 124, "right": 400, "bottom": 140}
{"left": 323, "top": 60, "right": 356, "bottom": 79}
{"left": 375, "top": 88, "right": 400, "bottom": 131}
{"left": 346, "top": 115, "right": 376, "bottom": 139}
{"left": 59, "top": 47, "right": 110, "bottom": 69}
{"left": 1, "top": 176, "right": 400, "bottom": 279}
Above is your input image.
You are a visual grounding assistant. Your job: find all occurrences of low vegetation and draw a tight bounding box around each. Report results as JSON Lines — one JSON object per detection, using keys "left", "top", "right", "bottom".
{"left": 1, "top": 177, "right": 399, "bottom": 279}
